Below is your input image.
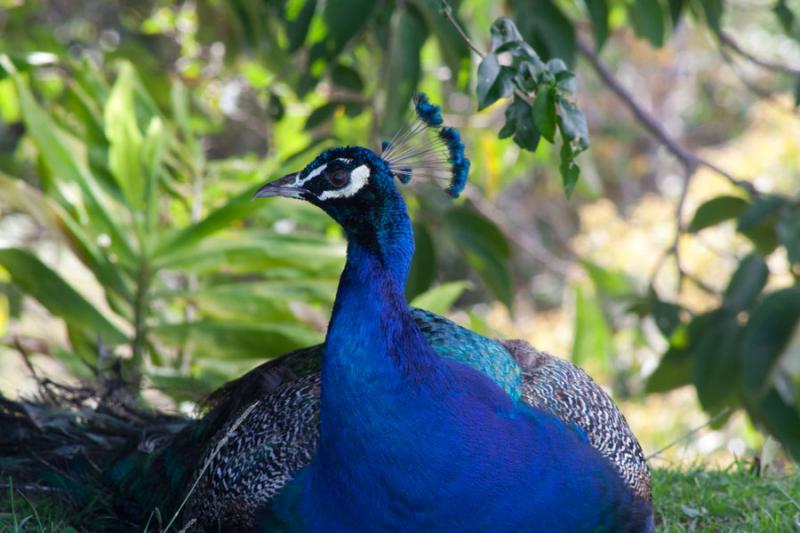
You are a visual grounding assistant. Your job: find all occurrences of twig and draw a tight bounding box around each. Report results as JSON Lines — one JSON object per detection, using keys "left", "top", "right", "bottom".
{"left": 576, "top": 36, "right": 758, "bottom": 196}
{"left": 439, "top": 1, "right": 532, "bottom": 105}
{"left": 646, "top": 408, "right": 731, "bottom": 461}
{"left": 718, "top": 45, "right": 800, "bottom": 118}
{"left": 440, "top": 1, "right": 484, "bottom": 59}
{"left": 718, "top": 31, "right": 800, "bottom": 77}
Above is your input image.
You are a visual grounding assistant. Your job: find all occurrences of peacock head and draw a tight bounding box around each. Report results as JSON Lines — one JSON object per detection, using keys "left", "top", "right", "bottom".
{"left": 255, "top": 94, "right": 470, "bottom": 243}
{"left": 254, "top": 146, "right": 403, "bottom": 237}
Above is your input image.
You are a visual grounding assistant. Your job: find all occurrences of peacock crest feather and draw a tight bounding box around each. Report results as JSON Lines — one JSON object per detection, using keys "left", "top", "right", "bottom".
{"left": 381, "top": 93, "right": 471, "bottom": 198}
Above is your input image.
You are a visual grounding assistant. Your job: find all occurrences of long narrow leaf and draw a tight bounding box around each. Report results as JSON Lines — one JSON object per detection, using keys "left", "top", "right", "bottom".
{"left": 0, "top": 248, "right": 127, "bottom": 345}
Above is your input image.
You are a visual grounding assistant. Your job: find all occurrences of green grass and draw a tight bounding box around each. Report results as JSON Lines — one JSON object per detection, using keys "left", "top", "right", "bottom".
{"left": 652, "top": 464, "right": 800, "bottom": 531}
{"left": 1, "top": 464, "right": 799, "bottom": 531}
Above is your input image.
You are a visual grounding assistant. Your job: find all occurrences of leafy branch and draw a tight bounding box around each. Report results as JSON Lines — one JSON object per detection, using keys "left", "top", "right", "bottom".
{"left": 441, "top": 3, "right": 589, "bottom": 197}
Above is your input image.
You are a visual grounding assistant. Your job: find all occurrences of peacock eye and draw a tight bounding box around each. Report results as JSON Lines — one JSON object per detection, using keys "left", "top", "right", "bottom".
{"left": 327, "top": 170, "right": 350, "bottom": 189}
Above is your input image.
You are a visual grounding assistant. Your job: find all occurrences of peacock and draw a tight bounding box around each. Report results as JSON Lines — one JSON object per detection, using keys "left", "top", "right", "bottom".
{"left": 0, "top": 94, "right": 653, "bottom": 532}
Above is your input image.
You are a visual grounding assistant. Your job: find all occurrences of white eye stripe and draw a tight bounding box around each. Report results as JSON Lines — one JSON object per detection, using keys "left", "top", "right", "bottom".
{"left": 318, "top": 164, "right": 370, "bottom": 200}
{"left": 295, "top": 163, "right": 327, "bottom": 186}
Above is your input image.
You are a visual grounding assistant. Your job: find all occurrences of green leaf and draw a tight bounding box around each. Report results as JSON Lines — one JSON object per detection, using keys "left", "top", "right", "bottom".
{"left": 559, "top": 142, "right": 580, "bottom": 198}
{"left": 306, "top": 0, "right": 377, "bottom": 78}
{"left": 141, "top": 117, "right": 165, "bottom": 234}
{"left": 646, "top": 345, "right": 692, "bottom": 393}
{"left": 692, "top": 316, "right": 741, "bottom": 412}
{"left": 794, "top": 76, "right": 800, "bottom": 107}
{"left": 154, "top": 321, "right": 323, "bottom": 361}
{"left": 737, "top": 195, "right": 785, "bottom": 232}
{"left": 557, "top": 97, "right": 589, "bottom": 145}
{"left": 512, "top": 0, "right": 576, "bottom": 67}
{"left": 777, "top": 209, "right": 800, "bottom": 266}
{"left": 105, "top": 62, "right": 144, "bottom": 210}
{"left": 0, "top": 172, "right": 132, "bottom": 302}
{"left": 650, "top": 291, "right": 683, "bottom": 337}
{"left": 688, "top": 195, "right": 749, "bottom": 233}
{"left": 533, "top": 85, "right": 557, "bottom": 142}
{"left": 490, "top": 17, "right": 525, "bottom": 51}
{"left": 737, "top": 195, "right": 785, "bottom": 254}
{"left": 0, "top": 54, "right": 135, "bottom": 266}
{"left": 410, "top": 281, "right": 470, "bottom": 315}
{"left": 476, "top": 52, "right": 514, "bottom": 110}
{"left": 582, "top": 260, "right": 634, "bottom": 298}
{"left": 740, "top": 287, "right": 800, "bottom": 396}
{"left": 628, "top": 0, "right": 665, "bottom": 47}
{"left": 701, "top": 0, "right": 725, "bottom": 34}
{"left": 157, "top": 232, "right": 345, "bottom": 276}
{"left": 583, "top": 0, "right": 609, "bottom": 49}
{"left": 382, "top": 3, "right": 428, "bottom": 135}
{"left": 330, "top": 64, "right": 364, "bottom": 92}
{"left": 745, "top": 387, "right": 800, "bottom": 461}
{"left": 667, "top": 0, "right": 688, "bottom": 27}
{"left": 647, "top": 311, "right": 720, "bottom": 393}
{"left": 406, "top": 222, "right": 437, "bottom": 300}
{"left": 444, "top": 206, "right": 513, "bottom": 308}
{"left": 500, "top": 95, "right": 540, "bottom": 151}
{"left": 305, "top": 102, "right": 339, "bottom": 130}
{"left": 571, "top": 284, "right": 612, "bottom": 367}
{"left": 0, "top": 248, "right": 127, "bottom": 346}
{"left": 154, "top": 187, "right": 264, "bottom": 261}
{"left": 773, "top": 0, "right": 796, "bottom": 35}
{"left": 723, "top": 252, "right": 768, "bottom": 313}
{"left": 285, "top": 0, "right": 318, "bottom": 52}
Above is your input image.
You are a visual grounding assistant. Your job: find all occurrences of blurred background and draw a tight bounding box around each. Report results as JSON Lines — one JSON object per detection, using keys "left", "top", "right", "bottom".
{"left": 0, "top": 0, "right": 799, "bottom": 471}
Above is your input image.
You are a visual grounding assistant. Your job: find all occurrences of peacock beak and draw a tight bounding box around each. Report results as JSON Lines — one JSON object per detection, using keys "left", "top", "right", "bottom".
{"left": 253, "top": 172, "right": 303, "bottom": 199}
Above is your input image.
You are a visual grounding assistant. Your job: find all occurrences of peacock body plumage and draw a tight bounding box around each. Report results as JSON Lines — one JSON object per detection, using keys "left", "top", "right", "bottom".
{"left": 0, "top": 96, "right": 653, "bottom": 532}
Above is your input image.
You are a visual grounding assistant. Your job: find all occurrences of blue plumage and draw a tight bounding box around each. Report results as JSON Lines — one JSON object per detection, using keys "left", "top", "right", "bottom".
{"left": 414, "top": 92, "right": 444, "bottom": 126}
{"left": 253, "top": 144, "right": 653, "bottom": 531}
{"left": 438, "top": 126, "right": 470, "bottom": 198}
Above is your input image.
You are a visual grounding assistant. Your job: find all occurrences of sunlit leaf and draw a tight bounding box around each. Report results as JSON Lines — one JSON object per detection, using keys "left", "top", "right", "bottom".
{"left": 154, "top": 320, "right": 323, "bottom": 361}
{"left": 105, "top": 62, "right": 144, "bottom": 210}
{"left": 0, "top": 248, "right": 127, "bottom": 345}
{"left": 1, "top": 54, "right": 136, "bottom": 266}
{"left": 411, "top": 281, "right": 470, "bottom": 315}
{"left": 571, "top": 283, "right": 612, "bottom": 368}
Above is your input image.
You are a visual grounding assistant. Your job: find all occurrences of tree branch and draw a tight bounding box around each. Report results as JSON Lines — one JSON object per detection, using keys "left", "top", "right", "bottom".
{"left": 718, "top": 31, "right": 800, "bottom": 77}
{"left": 576, "top": 36, "right": 757, "bottom": 195}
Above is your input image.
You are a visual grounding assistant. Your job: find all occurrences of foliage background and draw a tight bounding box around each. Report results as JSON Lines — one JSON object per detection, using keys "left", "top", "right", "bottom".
{"left": 1, "top": 0, "right": 799, "bottom": 480}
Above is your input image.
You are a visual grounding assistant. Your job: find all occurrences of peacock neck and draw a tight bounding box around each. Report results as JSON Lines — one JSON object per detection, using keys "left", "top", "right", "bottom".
{"left": 323, "top": 199, "right": 430, "bottom": 387}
